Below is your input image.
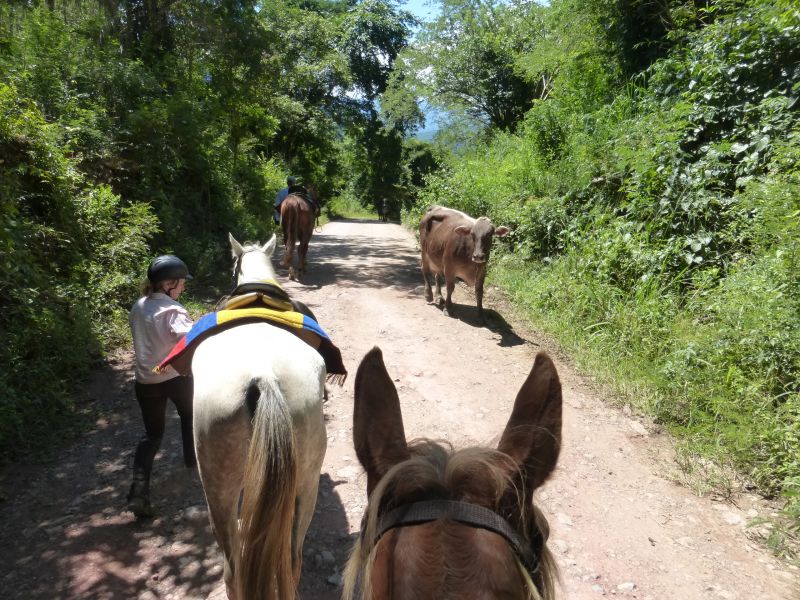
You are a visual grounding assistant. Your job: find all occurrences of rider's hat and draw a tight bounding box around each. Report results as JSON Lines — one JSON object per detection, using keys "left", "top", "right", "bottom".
{"left": 147, "top": 255, "right": 192, "bottom": 284}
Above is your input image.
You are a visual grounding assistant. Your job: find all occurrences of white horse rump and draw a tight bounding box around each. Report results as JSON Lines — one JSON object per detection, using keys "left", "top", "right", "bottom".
{"left": 192, "top": 234, "right": 327, "bottom": 600}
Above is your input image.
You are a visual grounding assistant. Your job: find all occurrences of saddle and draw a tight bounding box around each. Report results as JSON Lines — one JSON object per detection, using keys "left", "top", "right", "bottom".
{"left": 155, "top": 281, "right": 346, "bottom": 383}
{"left": 286, "top": 185, "right": 320, "bottom": 215}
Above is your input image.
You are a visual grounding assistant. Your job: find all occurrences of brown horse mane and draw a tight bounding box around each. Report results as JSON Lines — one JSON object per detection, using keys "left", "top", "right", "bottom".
{"left": 343, "top": 440, "right": 558, "bottom": 600}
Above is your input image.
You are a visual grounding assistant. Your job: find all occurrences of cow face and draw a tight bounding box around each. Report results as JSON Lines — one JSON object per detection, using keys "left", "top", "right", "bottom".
{"left": 454, "top": 217, "right": 510, "bottom": 264}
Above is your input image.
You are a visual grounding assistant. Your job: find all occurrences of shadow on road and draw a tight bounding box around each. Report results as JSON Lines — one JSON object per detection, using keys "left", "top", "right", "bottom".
{"left": 295, "top": 221, "right": 422, "bottom": 294}
{"left": 451, "top": 305, "right": 527, "bottom": 348}
{"left": 0, "top": 357, "right": 220, "bottom": 600}
{"left": 299, "top": 472, "right": 357, "bottom": 599}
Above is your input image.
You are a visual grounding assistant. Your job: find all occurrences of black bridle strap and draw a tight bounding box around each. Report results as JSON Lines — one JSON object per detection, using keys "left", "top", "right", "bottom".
{"left": 374, "top": 500, "right": 540, "bottom": 573}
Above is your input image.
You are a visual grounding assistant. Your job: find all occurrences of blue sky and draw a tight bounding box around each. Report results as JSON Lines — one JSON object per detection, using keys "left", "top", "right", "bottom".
{"left": 402, "top": 0, "right": 440, "bottom": 22}
{"left": 399, "top": 0, "right": 445, "bottom": 137}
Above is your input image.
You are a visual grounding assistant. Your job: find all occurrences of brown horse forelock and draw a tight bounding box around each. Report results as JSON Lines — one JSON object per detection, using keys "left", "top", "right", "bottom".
{"left": 343, "top": 441, "right": 557, "bottom": 600}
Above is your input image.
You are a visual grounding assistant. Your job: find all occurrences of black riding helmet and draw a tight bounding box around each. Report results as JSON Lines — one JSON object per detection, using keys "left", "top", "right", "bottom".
{"left": 287, "top": 176, "right": 297, "bottom": 186}
{"left": 147, "top": 255, "right": 192, "bottom": 284}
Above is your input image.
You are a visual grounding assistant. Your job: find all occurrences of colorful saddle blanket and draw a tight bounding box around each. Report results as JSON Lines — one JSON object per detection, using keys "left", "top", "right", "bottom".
{"left": 156, "top": 306, "right": 347, "bottom": 384}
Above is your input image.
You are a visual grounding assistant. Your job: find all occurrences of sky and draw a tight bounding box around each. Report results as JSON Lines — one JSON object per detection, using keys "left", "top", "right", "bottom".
{"left": 400, "top": 0, "right": 445, "bottom": 138}
{"left": 401, "top": 0, "right": 440, "bottom": 23}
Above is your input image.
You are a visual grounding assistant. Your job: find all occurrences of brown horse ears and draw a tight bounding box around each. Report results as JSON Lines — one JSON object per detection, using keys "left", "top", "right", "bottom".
{"left": 353, "top": 347, "right": 411, "bottom": 496}
{"left": 354, "top": 349, "right": 562, "bottom": 498}
{"left": 497, "top": 352, "right": 563, "bottom": 492}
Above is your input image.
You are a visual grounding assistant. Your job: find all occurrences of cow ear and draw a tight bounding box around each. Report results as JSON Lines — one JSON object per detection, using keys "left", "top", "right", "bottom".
{"left": 454, "top": 225, "right": 471, "bottom": 236}
{"left": 495, "top": 226, "right": 510, "bottom": 237}
{"left": 262, "top": 234, "right": 277, "bottom": 256}
{"left": 354, "top": 347, "right": 410, "bottom": 496}
{"left": 497, "top": 352, "right": 562, "bottom": 493}
{"left": 229, "top": 233, "right": 244, "bottom": 258}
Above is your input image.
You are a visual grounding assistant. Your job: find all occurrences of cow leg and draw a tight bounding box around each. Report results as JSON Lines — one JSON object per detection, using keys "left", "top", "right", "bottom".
{"left": 421, "top": 256, "right": 434, "bottom": 303}
{"left": 434, "top": 273, "right": 444, "bottom": 305}
{"left": 443, "top": 276, "right": 456, "bottom": 317}
{"left": 475, "top": 278, "right": 485, "bottom": 322}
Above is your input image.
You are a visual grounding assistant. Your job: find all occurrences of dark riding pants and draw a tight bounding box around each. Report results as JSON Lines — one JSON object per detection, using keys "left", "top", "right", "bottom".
{"left": 131, "top": 376, "right": 195, "bottom": 491}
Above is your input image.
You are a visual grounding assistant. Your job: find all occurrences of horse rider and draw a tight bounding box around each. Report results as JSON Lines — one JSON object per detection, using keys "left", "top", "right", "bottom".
{"left": 274, "top": 175, "right": 297, "bottom": 224}
{"left": 127, "top": 255, "right": 195, "bottom": 518}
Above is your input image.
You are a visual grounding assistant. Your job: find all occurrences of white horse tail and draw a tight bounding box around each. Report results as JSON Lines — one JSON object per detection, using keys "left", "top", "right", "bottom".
{"left": 235, "top": 376, "right": 297, "bottom": 600}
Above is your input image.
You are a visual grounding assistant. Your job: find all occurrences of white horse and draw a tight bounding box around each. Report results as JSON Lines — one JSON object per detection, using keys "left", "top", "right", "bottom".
{"left": 192, "top": 233, "right": 327, "bottom": 600}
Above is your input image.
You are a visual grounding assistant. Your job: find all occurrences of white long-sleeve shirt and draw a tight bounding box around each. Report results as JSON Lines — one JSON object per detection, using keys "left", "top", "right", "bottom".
{"left": 129, "top": 293, "right": 193, "bottom": 384}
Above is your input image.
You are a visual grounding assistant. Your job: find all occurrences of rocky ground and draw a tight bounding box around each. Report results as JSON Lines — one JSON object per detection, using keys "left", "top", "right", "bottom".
{"left": 0, "top": 218, "right": 797, "bottom": 599}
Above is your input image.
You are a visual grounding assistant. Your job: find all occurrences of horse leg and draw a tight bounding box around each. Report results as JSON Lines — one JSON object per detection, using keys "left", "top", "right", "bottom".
{"left": 434, "top": 273, "right": 444, "bottom": 306}
{"left": 281, "top": 211, "right": 295, "bottom": 270}
{"left": 286, "top": 220, "right": 299, "bottom": 280}
{"left": 298, "top": 225, "right": 312, "bottom": 279}
{"left": 195, "top": 417, "right": 248, "bottom": 600}
{"left": 282, "top": 237, "right": 294, "bottom": 270}
{"left": 289, "top": 407, "right": 326, "bottom": 585}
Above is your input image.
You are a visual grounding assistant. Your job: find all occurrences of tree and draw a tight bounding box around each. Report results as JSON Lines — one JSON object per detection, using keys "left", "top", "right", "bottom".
{"left": 337, "top": 0, "right": 416, "bottom": 205}
{"left": 413, "top": 0, "right": 545, "bottom": 132}
{"left": 340, "top": 0, "right": 416, "bottom": 105}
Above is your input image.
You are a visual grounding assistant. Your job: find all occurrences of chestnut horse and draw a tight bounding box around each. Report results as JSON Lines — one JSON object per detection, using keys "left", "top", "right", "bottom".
{"left": 192, "top": 233, "right": 326, "bottom": 600}
{"left": 344, "top": 348, "right": 562, "bottom": 600}
{"left": 280, "top": 184, "right": 318, "bottom": 281}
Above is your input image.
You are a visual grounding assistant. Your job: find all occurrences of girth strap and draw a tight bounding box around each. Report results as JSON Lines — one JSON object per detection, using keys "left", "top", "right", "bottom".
{"left": 373, "top": 500, "right": 540, "bottom": 574}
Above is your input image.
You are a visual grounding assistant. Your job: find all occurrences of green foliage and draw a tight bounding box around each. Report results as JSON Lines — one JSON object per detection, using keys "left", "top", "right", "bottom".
{"left": 516, "top": 0, "right": 622, "bottom": 113}
{"left": 411, "top": 0, "right": 800, "bottom": 534}
{"left": 0, "top": 80, "right": 158, "bottom": 460}
{"left": 0, "top": 0, "right": 415, "bottom": 462}
{"left": 413, "top": 0, "right": 545, "bottom": 131}
{"left": 340, "top": 0, "right": 416, "bottom": 102}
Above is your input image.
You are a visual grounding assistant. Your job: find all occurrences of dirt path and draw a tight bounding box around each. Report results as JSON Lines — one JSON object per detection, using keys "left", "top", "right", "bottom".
{"left": 1, "top": 219, "right": 797, "bottom": 600}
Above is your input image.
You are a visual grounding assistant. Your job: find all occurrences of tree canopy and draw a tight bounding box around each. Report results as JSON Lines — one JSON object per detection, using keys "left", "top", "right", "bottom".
{"left": 2, "top": 0, "right": 799, "bottom": 544}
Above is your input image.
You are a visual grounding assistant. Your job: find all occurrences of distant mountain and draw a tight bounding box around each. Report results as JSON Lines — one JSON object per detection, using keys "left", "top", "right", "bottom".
{"left": 413, "top": 105, "right": 446, "bottom": 141}
{"left": 414, "top": 125, "right": 438, "bottom": 141}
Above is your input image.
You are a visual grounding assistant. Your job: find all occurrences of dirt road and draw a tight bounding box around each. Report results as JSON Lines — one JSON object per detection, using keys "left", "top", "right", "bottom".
{"left": 1, "top": 219, "right": 797, "bottom": 599}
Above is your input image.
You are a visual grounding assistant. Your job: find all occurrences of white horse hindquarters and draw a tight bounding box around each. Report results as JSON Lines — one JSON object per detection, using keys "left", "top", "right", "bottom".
{"left": 191, "top": 322, "right": 327, "bottom": 599}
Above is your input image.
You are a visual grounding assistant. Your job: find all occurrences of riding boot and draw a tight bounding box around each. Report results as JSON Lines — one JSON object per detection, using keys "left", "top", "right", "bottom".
{"left": 182, "top": 434, "right": 197, "bottom": 469}
{"left": 128, "top": 435, "right": 159, "bottom": 518}
{"left": 127, "top": 471, "right": 154, "bottom": 518}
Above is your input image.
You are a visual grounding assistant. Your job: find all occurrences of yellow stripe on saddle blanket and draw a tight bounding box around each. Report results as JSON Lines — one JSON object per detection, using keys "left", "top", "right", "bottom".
{"left": 217, "top": 307, "right": 322, "bottom": 349}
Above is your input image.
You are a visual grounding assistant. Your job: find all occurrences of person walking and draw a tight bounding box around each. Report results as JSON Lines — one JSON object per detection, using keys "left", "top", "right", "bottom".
{"left": 127, "top": 255, "right": 195, "bottom": 518}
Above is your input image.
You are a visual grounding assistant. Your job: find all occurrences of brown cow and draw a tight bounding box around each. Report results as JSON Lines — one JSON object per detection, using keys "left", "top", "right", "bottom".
{"left": 419, "top": 205, "right": 509, "bottom": 319}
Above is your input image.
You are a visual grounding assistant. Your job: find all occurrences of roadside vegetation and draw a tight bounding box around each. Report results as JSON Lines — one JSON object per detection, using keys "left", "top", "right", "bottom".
{"left": 402, "top": 0, "right": 800, "bottom": 553}
{"left": 0, "top": 0, "right": 422, "bottom": 462}
{"left": 1, "top": 0, "right": 797, "bottom": 554}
